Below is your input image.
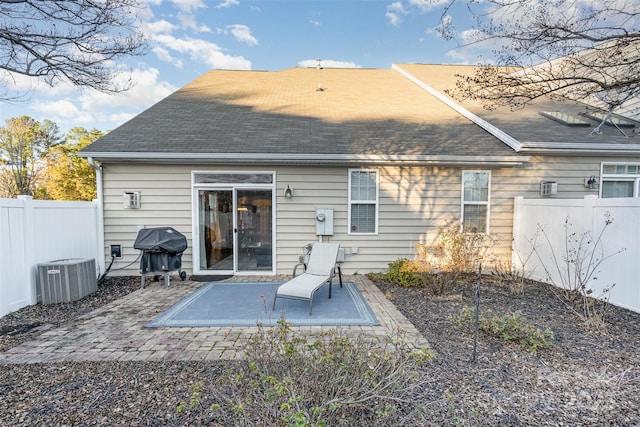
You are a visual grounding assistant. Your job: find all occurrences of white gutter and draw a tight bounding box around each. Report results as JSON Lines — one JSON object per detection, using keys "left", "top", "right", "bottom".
{"left": 79, "top": 152, "right": 528, "bottom": 166}
{"left": 392, "top": 64, "right": 524, "bottom": 152}
{"left": 87, "top": 157, "right": 105, "bottom": 276}
{"left": 518, "top": 141, "right": 640, "bottom": 155}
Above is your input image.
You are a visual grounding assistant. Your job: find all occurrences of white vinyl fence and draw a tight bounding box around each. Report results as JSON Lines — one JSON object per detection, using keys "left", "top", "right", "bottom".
{"left": 513, "top": 195, "right": 640, "bottom": 313}
{"left": 0, "top": 196, "right": 100, "bottom": 318}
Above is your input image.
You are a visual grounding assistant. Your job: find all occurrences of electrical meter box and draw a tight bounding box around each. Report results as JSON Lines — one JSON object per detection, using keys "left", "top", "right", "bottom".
{"left": 315, "top": 208, "right": 334, "bottom": 236}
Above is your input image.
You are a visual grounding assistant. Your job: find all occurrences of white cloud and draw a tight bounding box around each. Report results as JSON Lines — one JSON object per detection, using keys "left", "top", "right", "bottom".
{"left": 227, "top": 24, "right": 258, "bottom": 46}
{"left": 178, "top": 12, "right": 211, "bottom": 32}
{"left": 154, "top": 34, "right": 252, "bottom": 69}
{"left": 108, "top": 112, "right": 138, "bottom": 127}
{"left": 297, "top": 59, "right": 361, "bottom": 69}
{"left": 78, "top": 67, "right": 176, "bottom": 112}
{"left": 386, "top": 11, "right": 402, "bottom": 26}
{"left": 216, "top": 0, "right": 239, "bottom": 8}
{"left": 386, "top": 2, "right": 405, "bottom": 26}
{"left": 388, "top": 1, "right": 405, "bottom": 13}
{"left": 408, "top": 0, "right": 448, "bottom": 12}
{"left": 1, "top": 70, "right": 76, "bottom": 98}
{"left": 32, "top": 99, "right": 93, "bottom": 124}
{"left": 145, "top": 19, "right": 177, "bottom": 36}
{"left": 26, "top": 67, "right": 177, "bottom": 131}
{"left": 170, "top": 0, "right": 206, "bottom": 13}
{"left": 137, "top": 0, "right": 160, "bottom": 21}
{"left": 152, "top": 46, "right": 184, "bottom": 68}
{"left": 443, "top": 28, "right": 497, "bottom": 64}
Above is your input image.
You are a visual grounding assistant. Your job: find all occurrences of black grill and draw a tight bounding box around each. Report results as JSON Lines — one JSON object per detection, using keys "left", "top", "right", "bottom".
{"left": 133, "top": 227, "right": 188, "bottom": 287}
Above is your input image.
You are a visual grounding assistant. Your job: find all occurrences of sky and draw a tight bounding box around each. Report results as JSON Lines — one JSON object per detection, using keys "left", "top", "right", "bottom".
{"left": 0, "top": 0, "right": 485, "bottom": 136}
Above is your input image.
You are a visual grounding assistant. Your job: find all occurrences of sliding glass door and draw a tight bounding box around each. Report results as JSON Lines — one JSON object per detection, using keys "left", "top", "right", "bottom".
{"left": 236, "top": 189, "right": 273, "bottom": 272}
{"left": 198, "top": 189, "right": 234, "bottom": 271}
{"left": 195, "top": 177, "right": 274, "bottom": 274}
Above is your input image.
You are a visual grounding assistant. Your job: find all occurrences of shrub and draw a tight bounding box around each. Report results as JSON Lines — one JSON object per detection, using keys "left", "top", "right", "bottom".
{"left": 370, "top": 219, "right": 497, "bottom": 296}
{"left": 453, "top": 307, "right": 554, "bottom": 354}
{"left": 367, "top": 258, "right": 424, "bottom": 288}
{"left": 416, "top": 219, "right": 494, "bottom": 274}
{"left": 181, "top": 320, "right": 435, "bottom": 425}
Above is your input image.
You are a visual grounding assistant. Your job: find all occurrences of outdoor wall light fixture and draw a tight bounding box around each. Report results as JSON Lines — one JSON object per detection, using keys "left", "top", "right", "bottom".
{"left": 585, "top": 176, "right": 598, "bottom": 190}
{"left": 284, "top": 185, "right": 293, "bottom": 199}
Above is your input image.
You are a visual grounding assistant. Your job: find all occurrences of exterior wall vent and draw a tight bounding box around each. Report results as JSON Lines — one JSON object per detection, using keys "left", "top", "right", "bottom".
{"left": 540, "top": 181, "right": 558, "bottom": 197}
{"left": 37, "top": 258, "right": 97, "bottom": 304}
{"left": 123, "top": 191, "right": 141, "bottom": 209}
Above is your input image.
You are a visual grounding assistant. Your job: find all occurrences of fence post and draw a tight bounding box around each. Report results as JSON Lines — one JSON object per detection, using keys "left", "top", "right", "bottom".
{"left": 17, "top": 195, "right": 38, "bottom": 305}
{"left": 584, "top": 195, "right": 597, "bottom": 236}
{"left": 93, "top": 198, "right": 105, "bottom": 275}
{"left": 512, "top": 196, "right": 524, "bottom": 270}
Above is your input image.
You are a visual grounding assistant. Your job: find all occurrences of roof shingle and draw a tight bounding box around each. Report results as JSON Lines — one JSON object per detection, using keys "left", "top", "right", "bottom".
{"left": 82, "top": 67, "right": 520, "bottom": 161}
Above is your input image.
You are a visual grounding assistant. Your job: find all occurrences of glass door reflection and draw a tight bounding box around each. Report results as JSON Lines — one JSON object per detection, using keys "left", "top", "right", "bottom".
{"left": 198, "top": 189, "right": 234, "bottom": 271}
{"left": 236, "top": 189, "right": 273, "bottom": 272}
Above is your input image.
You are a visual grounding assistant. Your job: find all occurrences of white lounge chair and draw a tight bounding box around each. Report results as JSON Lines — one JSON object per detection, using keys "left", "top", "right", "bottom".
{"left": 272, "top": 242, "right": 341, "bottom": 315}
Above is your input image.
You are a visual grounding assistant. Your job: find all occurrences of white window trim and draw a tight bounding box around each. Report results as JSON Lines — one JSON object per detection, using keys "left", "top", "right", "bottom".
{"left": 191, "top": 170, "right": 276, "bottom": 275}
{"left": 600, "top": 162, "right": 640, "bottom": 198}
{"left": 348, "top": 168, "right": 379, "bottom": 235}
{"left": 461, "top": 170, "right": 491, "bottom": 234}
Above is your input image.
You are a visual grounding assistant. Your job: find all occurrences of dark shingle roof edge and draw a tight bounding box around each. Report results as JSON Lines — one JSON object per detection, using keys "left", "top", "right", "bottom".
{"left": 78, "top": 152, "right": 529, "bottom": 167}
{"left": 393, "top": 64, "right": 523, "bottom": 152}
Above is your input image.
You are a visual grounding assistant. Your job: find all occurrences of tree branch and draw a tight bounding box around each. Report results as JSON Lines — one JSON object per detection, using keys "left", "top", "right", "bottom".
{"left": 0, "top": 0, "right": 146, "bottom": 98}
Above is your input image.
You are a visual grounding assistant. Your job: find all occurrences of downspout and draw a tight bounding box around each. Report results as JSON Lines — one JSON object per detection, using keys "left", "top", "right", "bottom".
{"left": 87, "top": 157, "right": 106, "bottom": 276}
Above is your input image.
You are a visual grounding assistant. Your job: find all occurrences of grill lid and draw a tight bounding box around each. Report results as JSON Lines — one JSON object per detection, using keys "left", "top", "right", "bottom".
{"left": 133, "top": 227, "right": 187, "bottom": 253}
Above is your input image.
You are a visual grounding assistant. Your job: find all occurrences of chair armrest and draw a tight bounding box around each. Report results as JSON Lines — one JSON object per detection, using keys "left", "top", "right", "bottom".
{"left": 292, "top": 263, "right": 306, "bottom": 277}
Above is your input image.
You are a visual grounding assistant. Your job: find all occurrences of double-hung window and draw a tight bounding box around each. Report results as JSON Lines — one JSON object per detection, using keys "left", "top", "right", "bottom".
{"left": 461, "top": 171, "right": 490, "bottom": 233}
{"left": 601, "top": 163, "right": 640, "bottom": 198}
{"left": 349, "top": 169, "right": 378, "bottom": 234}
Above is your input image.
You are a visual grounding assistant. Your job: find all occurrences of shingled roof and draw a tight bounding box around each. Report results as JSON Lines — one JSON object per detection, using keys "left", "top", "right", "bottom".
{"left": 396, "top": 64, "right": 640, "bottom": 156}
{"left": 80, "top": 67, "right": 526, "bottom": 166}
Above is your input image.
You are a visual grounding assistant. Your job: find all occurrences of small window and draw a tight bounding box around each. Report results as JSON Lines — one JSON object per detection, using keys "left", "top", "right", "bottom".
{"left": 539, "top": 111, "right": 590, "bottom": 126}
{"left": 601, "top": 163, "right": 640, "bottom": 198}
{"left": 462, "top": 171, "right": 490, "bottom": 233}
{"left": 349, "top": 169, "right": 378, "bottom": 234}
{"left": 583, "top": 111, "right": 636, "bottom": 128}
{"left": 194, "top": 172, "right": 273, "bottom": 184}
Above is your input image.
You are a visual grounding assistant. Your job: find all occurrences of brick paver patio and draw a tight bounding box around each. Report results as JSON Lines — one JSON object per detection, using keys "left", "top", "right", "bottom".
{"left": 0, "top": 275, "right": 429, "bottom": 364}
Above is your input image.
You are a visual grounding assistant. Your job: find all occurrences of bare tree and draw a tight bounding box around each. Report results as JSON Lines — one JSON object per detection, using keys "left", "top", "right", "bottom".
{"left": 431, "top": 0, "right": 640, "bottom": 114}
{"left": 0, "top": 0, "right": 146, "bottom": 99}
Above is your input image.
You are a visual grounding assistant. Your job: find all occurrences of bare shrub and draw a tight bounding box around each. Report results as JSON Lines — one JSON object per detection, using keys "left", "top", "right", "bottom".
{"left": 490, "top": 260, "right": 527, "bottom": 295}
{"left": 414, "top": 219, "right": 496, "bottom": 295}
{"left": 529, "top": 214, "right": 625, "bottom": 330}
{"left": 186, "top": 320, "right": 435, "bottom": 425}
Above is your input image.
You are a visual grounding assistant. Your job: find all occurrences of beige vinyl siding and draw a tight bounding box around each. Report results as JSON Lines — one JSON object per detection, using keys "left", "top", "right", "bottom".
{"left": 102, "top": 164, "right": 193, "bottom": 275}
{"left": 100, "top": 155, "right": 640, "bottom": 276}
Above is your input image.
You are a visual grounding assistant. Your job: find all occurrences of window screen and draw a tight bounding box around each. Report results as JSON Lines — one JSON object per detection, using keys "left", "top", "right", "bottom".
{"left": 462, "top": 171, "right": 490, "bottom": 233}
{"left": 349, "top": 170, "right": 378, "bottom": 234}
{"left": 601, "top": 163, "right": 640, "bottom": 198}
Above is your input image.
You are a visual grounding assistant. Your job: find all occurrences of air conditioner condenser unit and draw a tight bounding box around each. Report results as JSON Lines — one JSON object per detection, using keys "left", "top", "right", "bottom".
{"left": 37, "top": 258, "right": 97, "bottom": 304}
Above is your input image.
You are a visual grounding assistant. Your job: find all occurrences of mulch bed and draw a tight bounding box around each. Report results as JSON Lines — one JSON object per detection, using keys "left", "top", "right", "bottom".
{"left": 376, "top": 276, "right": 640, "bottom": 425}
{"left": 1, "top": 275, "right": 639, "bottom": 425}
